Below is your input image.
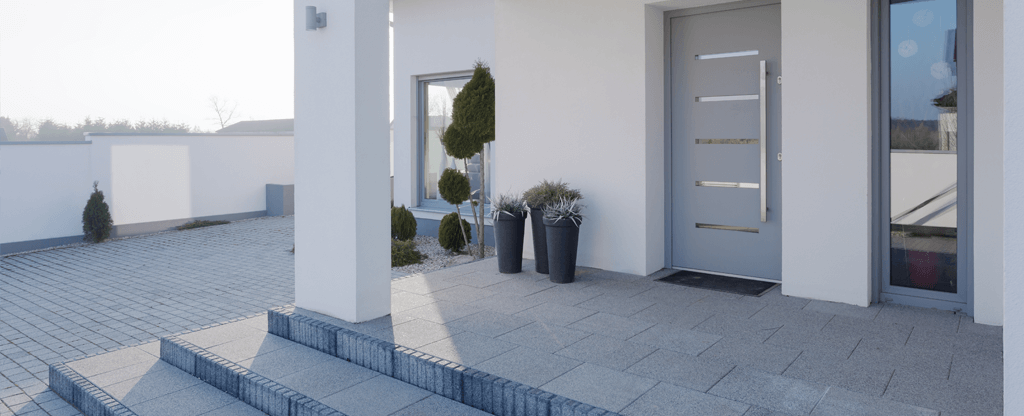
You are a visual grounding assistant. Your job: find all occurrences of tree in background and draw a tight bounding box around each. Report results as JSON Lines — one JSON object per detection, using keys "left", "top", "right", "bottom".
{"left": 0, "top": 117, "right": 199, "bottom": 141}
{"left": 209, "top": 96, "right": 239, "bottom": 130}
{"left": 442, "top": 61, "right": 495, "bottom": 259}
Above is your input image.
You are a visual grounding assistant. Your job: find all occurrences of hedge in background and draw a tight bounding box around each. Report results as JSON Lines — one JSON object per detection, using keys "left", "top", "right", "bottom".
{"left": 392, "top": 240, "right": 426, "bottom": 267}
{"left": 391, "top": 205, "right": 417, "bottom": 241}
{"left": 82, "top": 181, "right": 113, "bottom": 243}
{"left": 438, "top": 212, "right": 472, "bottom": 253}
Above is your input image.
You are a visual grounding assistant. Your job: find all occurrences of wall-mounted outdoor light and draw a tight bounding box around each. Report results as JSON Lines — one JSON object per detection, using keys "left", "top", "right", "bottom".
{"left": 306, "top": 6, "right": 327, "bottom": 31}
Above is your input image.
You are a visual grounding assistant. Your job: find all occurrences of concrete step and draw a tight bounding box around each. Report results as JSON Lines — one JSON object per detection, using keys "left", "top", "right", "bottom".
{"left": 49, "top": 341, "right": 265, "bottom": 416}
{"left": 161, "top": 319, "right": 489, "bottom": 416}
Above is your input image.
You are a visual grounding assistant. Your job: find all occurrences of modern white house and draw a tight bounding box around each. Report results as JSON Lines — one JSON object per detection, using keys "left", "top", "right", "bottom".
{"left": 291, "top": 0, "right": 1021, "bottom": 412}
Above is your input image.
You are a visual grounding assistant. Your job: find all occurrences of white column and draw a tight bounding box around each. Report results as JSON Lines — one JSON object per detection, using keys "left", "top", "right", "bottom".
{"left": 293, "top": 0, "right": 391, "bottom": 322}
{"left": 1004, "top": 0, "right": 1024, "bottom": 413}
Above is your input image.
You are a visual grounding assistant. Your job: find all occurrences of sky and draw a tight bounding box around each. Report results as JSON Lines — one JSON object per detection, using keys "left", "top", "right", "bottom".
{"left": 0, "top": 0, "right": 295, "bottom": 132}
{"left": 890, "top": 0, "right": 957, "bottom": 121}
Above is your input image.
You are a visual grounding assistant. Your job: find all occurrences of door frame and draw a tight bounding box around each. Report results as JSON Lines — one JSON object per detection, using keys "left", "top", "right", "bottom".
{"left": 875, "top": 0, "right": 975, "bottom": 314}
{"left": 662, "top": 0, "right": 782, "bottom": 271}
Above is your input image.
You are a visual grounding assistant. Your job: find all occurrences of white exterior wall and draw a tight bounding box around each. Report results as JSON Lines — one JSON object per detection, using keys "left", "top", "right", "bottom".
{"left": 495, "top": 0, "right": 680, "bottom": 276}
{"left": 0, "top": 143, "right": 92, "bottom": 244}
{"left": 779, "top": 0, "right": 873, "bottom": 306}
{"left": 973, "top": 0, "right": 1004, "bottom": 325}
{"left": 0, "top": 135, "right": 293, "bottom": 248}
{"left": 392, "top": 0, "right": 495, "bottom": 210}
{"left": 1004, "top": 0, "right": 1022, "bottom": 412}
{"left": 89, "top": 135, "right": 294, "bottom": 226}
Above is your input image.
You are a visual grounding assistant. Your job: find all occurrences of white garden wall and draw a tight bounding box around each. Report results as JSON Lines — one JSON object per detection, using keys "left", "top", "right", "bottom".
{"left": 0, "top": 142, "right": 93, "bottom": 248}
{"left": 0, "top": 134, "right": 294, "bottom": 254}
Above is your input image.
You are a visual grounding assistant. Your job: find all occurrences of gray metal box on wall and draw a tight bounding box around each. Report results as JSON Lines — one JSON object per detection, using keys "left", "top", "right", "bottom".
{"left": 266, "top": 184, "right": 294, "bottom": 216}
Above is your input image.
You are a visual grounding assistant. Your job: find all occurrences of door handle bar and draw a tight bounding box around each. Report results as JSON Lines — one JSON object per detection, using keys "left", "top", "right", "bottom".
{"left": 759, "top": 60, "right": 767, "bottom": 223}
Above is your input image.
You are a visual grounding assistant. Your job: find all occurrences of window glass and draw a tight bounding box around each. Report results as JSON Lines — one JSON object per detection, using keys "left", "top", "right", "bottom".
{"left": 888, "top": 0, "right": 958, "bottom": 293}
{"left": 422, "top": 77, "right": 491, "bottom": 206}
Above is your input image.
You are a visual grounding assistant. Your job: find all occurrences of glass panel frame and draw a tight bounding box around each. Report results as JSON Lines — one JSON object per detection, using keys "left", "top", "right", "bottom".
{"left": 879, "top": 0, "right": 973, "bottom": 311}
{"left": 416, "top": 74, "right": 493, "bottom": 212}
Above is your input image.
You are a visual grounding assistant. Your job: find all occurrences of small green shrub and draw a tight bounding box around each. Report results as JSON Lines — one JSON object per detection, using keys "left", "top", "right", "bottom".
{"left": 177, "top": 220, "right": 229, "bottom": 230}
{"left": 391, "top": 205, "right": 417, "bottom": 241}
{"left": 523, "top": 180, "right": 583, "bottom": 210}
{"left": 82, "top": 181, "right": 113, "bottom": 243}
{"left": 438, "top": 212, "right": 472, "bottom": 253}
{"left": 392, "top": 239, "right": 426, "bottom": 267}
{"left": 437, "top": 168, "right": 471, "bottom": 205}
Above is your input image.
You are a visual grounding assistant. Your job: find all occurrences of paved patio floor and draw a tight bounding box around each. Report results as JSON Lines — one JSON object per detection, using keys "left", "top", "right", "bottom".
{"left": 0, "top": 214, "right": 1004, "bottom": 415}
{"left": 1, "top": 216, "right": 296, "bottom": 416}
{"left": 319, "top": 260, "right": 1003, "bottom": 416}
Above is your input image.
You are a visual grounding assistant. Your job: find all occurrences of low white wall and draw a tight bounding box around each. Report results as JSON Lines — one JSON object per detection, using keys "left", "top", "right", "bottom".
{"left": 0, "top": 143, "right": 93, "bottom": 245}
{"left": 0, "top": 134, "right": 294, "bottom": 251}
{"left": 89, "top": 134, "right": 294, "bottom": 226}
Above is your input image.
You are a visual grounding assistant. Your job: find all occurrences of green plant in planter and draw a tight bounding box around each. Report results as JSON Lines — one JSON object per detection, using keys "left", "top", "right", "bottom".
{"left": 82, "top": 181, "right": 113, "bottom": 243}
{"left": 437, "top": 168, "right": 472, "bottom": 248}
{"left": 442, "top": 61, "right": 495, "bottom": 259}
{"left": 439, "top": 212, "right": 472, "bottom": 253}
{"left": 490, "top": 192, "right": 529, "bottom": 220}
{"left": 523, "top": 180, "right": 583, "bottom": 210}
{"left": 391, "top": 205, "right": 417, "bottom": 241}
{"left": 392, "top": 239, "right": 426, "bottom": 267}
{"left": 543, "top": 197, "right": 585, "bottom": 226}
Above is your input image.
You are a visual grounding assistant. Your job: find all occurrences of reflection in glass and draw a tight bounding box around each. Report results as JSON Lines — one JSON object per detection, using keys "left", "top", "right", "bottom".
{"left": 422, "top": 78, "right": 491, "bottom": 205}
{"left": 889, "top": 0, "right": 957, "bottom": 293}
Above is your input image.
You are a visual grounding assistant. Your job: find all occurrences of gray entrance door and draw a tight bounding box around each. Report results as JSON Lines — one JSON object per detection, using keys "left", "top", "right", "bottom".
{"left": 670, "top": 3, "right": 782, "bottom": 280}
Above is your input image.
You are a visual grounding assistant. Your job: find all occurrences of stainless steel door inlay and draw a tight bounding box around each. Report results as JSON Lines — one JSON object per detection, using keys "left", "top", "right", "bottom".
{"left": 696, "top": 139, "right": 759, "bottom": 145}
{"left": 695, "top": 50, "right": 759, "bottom": 60}
{"left": 696, "top": 223, "right": 760, "bottom": 233}
{"left": 759, "top": 60, "right": 768, "bottom": 222}
{"left": 695, "top": 181, "right": 760, "bottom": 189}
{"left": 696, "top": 95, "right": 759, "bottom": 102}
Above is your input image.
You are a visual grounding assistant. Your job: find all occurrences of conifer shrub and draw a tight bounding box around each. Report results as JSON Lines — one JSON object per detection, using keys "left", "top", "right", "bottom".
{"left": 392, "top": 239, "right": 426, "bottom": 267}
{"left": 82, "top": 181, "right": 113, "bottom": 243}
{"left": 391, "top": 205, "right": 417, "bottom": 241}
{"left": 438, "top": 212, "right": 472, "bottom": 253}
{"left": 437, "top": 169, "right": 471, "bottom": 205}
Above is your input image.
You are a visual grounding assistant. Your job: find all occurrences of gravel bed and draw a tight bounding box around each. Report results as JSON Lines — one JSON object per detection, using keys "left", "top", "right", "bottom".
{"left": 392, "top": 235, "right": 495, "bottom": 275}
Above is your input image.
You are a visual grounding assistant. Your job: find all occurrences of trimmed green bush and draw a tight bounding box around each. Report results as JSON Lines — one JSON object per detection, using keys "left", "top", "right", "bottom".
{"left": 177, "top": 220, "right": 229, "bottom": 230}
{"left": 391, "top": 205, "right": 417, "bottom": 241}
{"left": 437, "top": 169, "right": 471, "bottom": 205}
{"left": 438, "top": 212, "right": 472, "bottom": 253}
{"left": 392, "top": 240, "right": 426, "bottom": 267}
{"left": 82, "top": 181, "right": 113, "bottom": 243}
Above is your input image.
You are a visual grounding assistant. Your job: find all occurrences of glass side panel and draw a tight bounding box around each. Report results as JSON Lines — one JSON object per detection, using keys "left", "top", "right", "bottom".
{"left": 889, "top": 0, "right": 957, "bottom": 293}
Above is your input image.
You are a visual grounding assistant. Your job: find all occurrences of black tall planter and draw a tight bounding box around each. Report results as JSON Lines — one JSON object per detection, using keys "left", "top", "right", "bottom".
{"left": 530, "top": 208, "right": 549, "bottom": 274}
{"left": 544, "top": 217, "right": 581, "bottom": 284}
{"left": 495, "top": 211, "right": 527, "bottom": 274}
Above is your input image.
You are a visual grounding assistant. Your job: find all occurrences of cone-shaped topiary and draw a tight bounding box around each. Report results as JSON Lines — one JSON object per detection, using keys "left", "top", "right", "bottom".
{"left": 438, "top": 168, "right": 471, "bottom": 205}
{"left": 82, "top": 181, "right": 113, "bottom": 243}
{"left": 391, "top": 205, "right": 417, "bottom": 241}
{"left": 438, "top": 212, "right": 472, "bottom": 253}
{"left": 443, "top": 62, "right": 495, "bottom": 159}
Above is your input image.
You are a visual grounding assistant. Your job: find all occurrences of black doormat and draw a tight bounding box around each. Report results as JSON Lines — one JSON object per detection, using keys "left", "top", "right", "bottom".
{"left": 656, "top": 270, "right": 778, "bottom": 297}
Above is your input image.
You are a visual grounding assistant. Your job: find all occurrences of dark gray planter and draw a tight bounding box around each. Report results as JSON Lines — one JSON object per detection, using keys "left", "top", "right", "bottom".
{"left": 543, "top": 217, "right": 581, "bottom": 284}
{"left": 495, "top": 211, "right": 527, "bottom": 274}
{"left": 530, "top": 208, "right": 549, "bottom": 274}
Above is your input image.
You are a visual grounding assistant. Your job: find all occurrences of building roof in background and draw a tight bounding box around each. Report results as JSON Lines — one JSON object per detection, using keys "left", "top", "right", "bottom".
{"left": 217, "top": 119, "right": 293, "bottom": 133}
{"left": 0, "top": 128, "right": 8, "bottom": 141}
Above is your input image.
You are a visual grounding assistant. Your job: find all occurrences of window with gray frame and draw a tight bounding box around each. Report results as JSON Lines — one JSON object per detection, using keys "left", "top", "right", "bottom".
{"left": 418, "top": 76, "right": 492, "bottom": 210}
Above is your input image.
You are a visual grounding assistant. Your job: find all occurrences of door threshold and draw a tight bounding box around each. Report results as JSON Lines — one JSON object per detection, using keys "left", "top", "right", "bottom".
{"left": 671, "top": 267, "right": 780, "bottom": 284}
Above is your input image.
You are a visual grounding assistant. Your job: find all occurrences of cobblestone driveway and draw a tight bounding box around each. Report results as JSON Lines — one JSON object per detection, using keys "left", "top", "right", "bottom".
{"left": 1, "top": 216, "right": 296, "bottom": 415}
